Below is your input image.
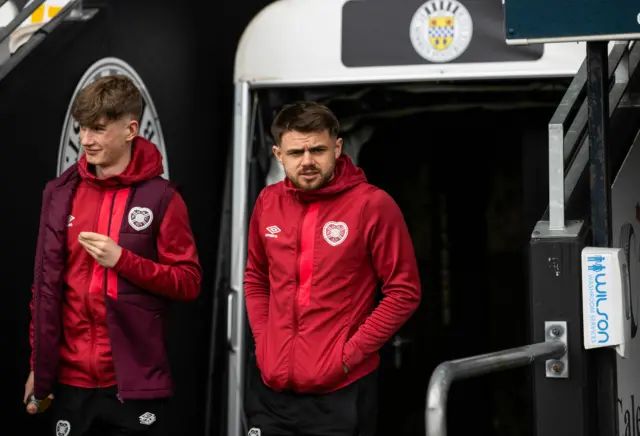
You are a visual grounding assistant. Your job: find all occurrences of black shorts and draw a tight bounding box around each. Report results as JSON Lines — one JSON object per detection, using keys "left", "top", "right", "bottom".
{"left": 245, "top": 362, "right": 378, "bottom": 436}
{"left": 49, "top": 383, "right": 167, "bottom": 436}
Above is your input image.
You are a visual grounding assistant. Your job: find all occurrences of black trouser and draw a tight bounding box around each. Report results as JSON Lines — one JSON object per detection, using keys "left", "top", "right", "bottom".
{"left": 50, "top": 383, "right": 166, "bottom": 436}
{"left": 245, "top": 362, "right": 378, "bottom": 436}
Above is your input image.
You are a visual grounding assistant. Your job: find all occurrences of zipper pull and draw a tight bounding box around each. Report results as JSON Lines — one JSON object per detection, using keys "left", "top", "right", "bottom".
{"left": 117, "top": 393, "right": 124, "bottom": 403}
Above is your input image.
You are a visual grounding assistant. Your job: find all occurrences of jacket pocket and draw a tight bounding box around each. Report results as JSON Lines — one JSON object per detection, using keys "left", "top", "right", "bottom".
{"left": 106, "top": 298, "right": 171, "bottom": 393}
{"left": 295, "top": 338, "right": 349, "bottom": 392}
{"left": 255, "top": 333, "right": 266, "bottom": 373}
{"left": 325, "top": 348, "right": 349, "bottom": 388}
{"left": 117, "top": 288, "right": 165, "bottom": 312}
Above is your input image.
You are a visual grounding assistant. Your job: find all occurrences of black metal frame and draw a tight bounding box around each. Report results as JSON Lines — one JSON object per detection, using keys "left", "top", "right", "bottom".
{"left": 530, "top": 222, "right": 593, "bottom": 436}
{"left": 530, "top": 40, "right": 640, "bottom": 436}
{"left": 586, "top": 40, "right": 618, "bottom": 436}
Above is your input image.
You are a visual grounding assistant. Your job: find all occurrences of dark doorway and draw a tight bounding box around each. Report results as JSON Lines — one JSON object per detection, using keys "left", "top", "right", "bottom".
{"left": 355, "top": 104, "right": 559, "bottom": 436}
{"left": 246, "top": 81, "right": 568, "bottom": 436}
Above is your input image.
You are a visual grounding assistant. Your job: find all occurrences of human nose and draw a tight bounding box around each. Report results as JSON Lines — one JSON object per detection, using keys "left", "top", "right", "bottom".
{"left": 80, "top": 128, "right": 94, "bottom": 146}
{"left": 301, "top": 151, "right": 314, "bottom": 167}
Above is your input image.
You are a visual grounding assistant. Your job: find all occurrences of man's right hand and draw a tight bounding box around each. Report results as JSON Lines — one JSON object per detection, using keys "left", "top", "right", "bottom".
{"left": 23, "top": 371, "right": 54, "bottom": 414}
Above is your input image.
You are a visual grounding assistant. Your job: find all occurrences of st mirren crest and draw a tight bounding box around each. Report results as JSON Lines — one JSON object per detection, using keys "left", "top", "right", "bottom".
{"left": 57, "top": 57, "right": 169, "bottom": 179}
{"left": 56, "top": 420, "right": 71, "bottom": 436}
{"left": 428, "top": 16, "right": 454, "bottom": 50}
{"left": 323, "top": 221, "right": 349, "bottom": 246}
{"left": 248, "top": 428, "right": 261, "bottom": 436}
{"left": 409, "top": 0, "right": 473, "bottom": 63}
{"left": 128, "top": 207, "right": 154, "bottom": 231}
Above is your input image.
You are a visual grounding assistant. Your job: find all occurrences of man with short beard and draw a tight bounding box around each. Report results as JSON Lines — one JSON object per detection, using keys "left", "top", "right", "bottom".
{"left": 244, "top": 101, "right": 421, "bottom": 436}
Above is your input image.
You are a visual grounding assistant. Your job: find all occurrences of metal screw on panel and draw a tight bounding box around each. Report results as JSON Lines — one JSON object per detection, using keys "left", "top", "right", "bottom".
{"left": 551, "top": 361, "right": 564, "bottom": 373}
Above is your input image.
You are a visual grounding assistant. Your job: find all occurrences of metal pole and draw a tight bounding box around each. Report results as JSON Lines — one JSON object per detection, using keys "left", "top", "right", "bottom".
{"left": 586, "top": 40, "right": 618, "bottom": 436}
{"left": 204, "top": 149, "right": 234, "bottom": 436}
{"left": 227, "top": 81, "right": 251, "bottom": 436}
{"left": 548, "top": 120, "right": 565, "bottom": 230}
{"left": 425, "top": 341, "right": 566, "bottom": 436}
{"left": 587, "top": 41, "right": 612, "bottom": 248}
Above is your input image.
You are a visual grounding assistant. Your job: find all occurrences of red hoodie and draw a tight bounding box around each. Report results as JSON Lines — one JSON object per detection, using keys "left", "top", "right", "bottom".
{"left": 244, "top": 154, "right": 421, "bottom": 393}
{"left": 29, "top": 137, "right": 202, "bottom": 388}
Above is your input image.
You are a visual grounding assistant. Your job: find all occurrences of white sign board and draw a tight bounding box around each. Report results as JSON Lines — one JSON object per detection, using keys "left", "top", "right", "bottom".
{"left": 611, "top": 129, "right": 640, "bottom": 434}
{"left": 581, "top": 246, "right": 630, "bottom": 357}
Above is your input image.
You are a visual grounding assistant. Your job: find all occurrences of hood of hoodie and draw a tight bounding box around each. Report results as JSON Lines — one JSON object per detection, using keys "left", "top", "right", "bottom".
{"left": 283, "top": 153, "right": 367, "bottom": 202}
{"left": 77, "top": 136, "right": 164, "bottom": 188}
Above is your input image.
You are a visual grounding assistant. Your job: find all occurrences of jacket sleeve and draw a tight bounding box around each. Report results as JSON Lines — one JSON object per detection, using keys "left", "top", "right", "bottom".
{"left": 30, "top": 183, "right": 53, "bottom": 372}
{"left": 342, "top": 189, "right": 421, "bottom": 371}
{"left": 29, "top": 284, "right": 35, "bottom": 371}
{"left": 113, "top": 191, "right": 202, "bottom": 301}
{"left": 243, "top": 191, "right": 270, "bottom": 342}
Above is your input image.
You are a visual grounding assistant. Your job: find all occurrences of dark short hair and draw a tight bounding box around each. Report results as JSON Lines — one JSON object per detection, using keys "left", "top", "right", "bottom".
{"left": 71, "top": 74, "right": 142, "bottom": 127}
{"left": 271, "top": 101, "right": 340, "bottom": 145}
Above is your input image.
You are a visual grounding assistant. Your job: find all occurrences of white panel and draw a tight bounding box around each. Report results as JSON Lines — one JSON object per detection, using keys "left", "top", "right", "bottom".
{"left": 234, "top": 0, "right": 590, "bottom": 86}
{"left": 611, "top": 129, "right": 640, "bottom": 434}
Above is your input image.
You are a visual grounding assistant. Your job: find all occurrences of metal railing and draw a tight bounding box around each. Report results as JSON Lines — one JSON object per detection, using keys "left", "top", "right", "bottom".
{"left": 0, "top": 0, "right": 97, "bottom": 83}
{"left": 0, "top": 0, "right": 50, "bottom": 45}
{"left": 425, "top": 322, "right": 568, "bottom": 436}
{"left": 546, "top": 40, "right": 640, "bottom": 234}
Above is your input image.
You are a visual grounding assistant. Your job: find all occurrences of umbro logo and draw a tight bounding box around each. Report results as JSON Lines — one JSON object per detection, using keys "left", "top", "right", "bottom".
{"left": 265, "top": 225, "right": 281, "bottom": 238}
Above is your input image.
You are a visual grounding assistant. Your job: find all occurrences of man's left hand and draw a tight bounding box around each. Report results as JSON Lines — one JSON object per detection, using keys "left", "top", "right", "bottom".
{"left": 78, "top": 232, "right": 122, "bottom": 268}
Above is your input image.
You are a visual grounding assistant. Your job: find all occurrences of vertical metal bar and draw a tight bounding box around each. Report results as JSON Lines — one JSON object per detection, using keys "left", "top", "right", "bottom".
{"left": 586, "top": 40, "right": 618, "bottom": 436}
{"left": 588, "top": 41, "right": 612, "bottom": 247}
{"left": 548, "top": 122, "right": 565, "bottom": 230}
{"left": 227, "top": 81, "right": 251, "bottom": 436}
{"left": 204, "top": 150, "right": 233, "bottom": 436}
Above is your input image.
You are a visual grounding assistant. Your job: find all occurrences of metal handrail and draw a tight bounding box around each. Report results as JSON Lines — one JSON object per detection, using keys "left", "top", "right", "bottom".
{"left": 547, "top": 41, "right": 634, "bottom": 231}
{"left": 564, "top": 40, "right": 640, "bottom": 204}
{"left": 0, "top": 0, "right": 48, "bottom": 45}
{"left": 0, "top": 0, "right": 96, "bottom": 83}
{"left": 425, "top": 341, "right": 566, "bottom": 436}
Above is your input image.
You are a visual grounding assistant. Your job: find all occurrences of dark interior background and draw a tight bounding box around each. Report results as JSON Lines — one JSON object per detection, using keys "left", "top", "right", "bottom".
{"left": 249, "top": 85, "right": 568, "bottom": 436}
{"left": 0, "top": 0, "right": 272, "bottom": 435}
